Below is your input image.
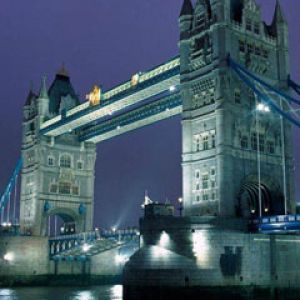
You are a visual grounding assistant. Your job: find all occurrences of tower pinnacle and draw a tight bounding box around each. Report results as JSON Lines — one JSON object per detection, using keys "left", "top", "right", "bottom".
{"left": 39, "top": 76, "right": 49, "bottom": 99}
{"left": 180, "top": 0, "right": 194, "bottom": 17}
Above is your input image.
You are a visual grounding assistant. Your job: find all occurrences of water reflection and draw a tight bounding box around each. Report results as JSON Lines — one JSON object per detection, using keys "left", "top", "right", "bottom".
{"left": 110, "top": 285, "right": 123, "bottom": 299}
{"left": 73, "top": 290, "right": 94, "bottom": 300}
{"left": 0, "top": 286, "right": 122, "bottom": 300}
{"left": 0, "top": 289, "right": 16, "bottom": 300}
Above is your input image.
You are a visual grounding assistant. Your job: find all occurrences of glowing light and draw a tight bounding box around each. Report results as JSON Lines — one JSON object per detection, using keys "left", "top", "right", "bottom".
{"left": 169, "top": 85, "right": 176, "bottom": 92}
{"left": 192, "top": 230, "right": 210, "bottom": 267}
{"left": 3, "top": 253, "right": 14, "bottom": 262}
{"left": 2, "top": 223, "right": 7, "bottom": 227}
{"left": 112, "top": 227, "right": 117, "bottom": 233}
{"left": 256, "top": 103, "right": 270, "bottom": 112}
{"left": 251, "top": 210, "right": 256, "bottom": 214}
{"left": 115, "top": 254, "right": 128, "bottom": 264}
{"left": 264, "top": 208, "right": 269, "bottom": 213}
{"left": 76, "top": 291, "right": 93, "bottom": 300}
{"left": 131, "top": 74, "right": 140, "bottom": 86}
{"left": 82, "top": 244, "right": 91, "bottom": 252}
{"left": 110, "top": 285, "right": 123, "bottom": 299}
{"left": 117, "top": 126, "right": 121, "bottom": 130}
{"left": 152, "top": 245, "right": 169, "bottom": 258}
{"left": 86, "top": 85, "right": 101, "bottom": 106}
{"left": 178, "top": 197, "right": 183, "bottom": 203}
{"left": 159, "top": 231, "right": 170, "bottom": 248}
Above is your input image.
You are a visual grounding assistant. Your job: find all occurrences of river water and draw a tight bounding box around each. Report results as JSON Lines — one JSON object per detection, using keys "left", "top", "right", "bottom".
{"left": 0, "top": 285, "right": 122, "bottom": 300}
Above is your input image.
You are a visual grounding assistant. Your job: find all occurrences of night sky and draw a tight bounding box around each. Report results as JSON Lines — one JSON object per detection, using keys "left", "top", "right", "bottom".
{"left": 0, "top": 0, "right": 300, "bottom": 229}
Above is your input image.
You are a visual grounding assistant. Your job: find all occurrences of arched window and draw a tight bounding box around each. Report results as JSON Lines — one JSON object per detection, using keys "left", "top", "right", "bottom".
{"left": 60, "top": 155, "right": 71, "bottom": 168}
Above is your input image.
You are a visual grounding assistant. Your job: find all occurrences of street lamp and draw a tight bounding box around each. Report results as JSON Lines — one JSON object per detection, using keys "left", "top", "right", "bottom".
{"left": 178, "top": 197, "right": 183, "bottom": 217}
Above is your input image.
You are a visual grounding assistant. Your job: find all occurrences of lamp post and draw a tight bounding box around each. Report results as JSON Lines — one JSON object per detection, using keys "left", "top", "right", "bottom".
{"left": 178, "top": 197, "right": 183, "bottom": 217}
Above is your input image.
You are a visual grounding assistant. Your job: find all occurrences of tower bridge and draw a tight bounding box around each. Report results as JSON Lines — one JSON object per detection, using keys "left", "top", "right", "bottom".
{"left": 2, "top": 0, "right": 300, "bottom": 294}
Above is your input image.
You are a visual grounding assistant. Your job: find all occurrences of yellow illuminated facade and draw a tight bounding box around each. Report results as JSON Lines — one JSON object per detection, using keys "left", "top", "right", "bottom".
{"left": 86, "top": 85, "right": 101, "bottom": 106}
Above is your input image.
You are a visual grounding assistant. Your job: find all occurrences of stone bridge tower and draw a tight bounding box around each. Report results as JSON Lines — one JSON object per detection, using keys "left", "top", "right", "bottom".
{"left": 20, "top": 68, "right": 96, "bottom": 236}
{"left": 179, "top": 0, "right": 295, "bottom": 218}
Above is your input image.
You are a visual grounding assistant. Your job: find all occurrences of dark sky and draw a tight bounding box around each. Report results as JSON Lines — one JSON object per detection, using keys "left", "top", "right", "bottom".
{"left": 0, "top": 0, "right": 300, "bottom": 229}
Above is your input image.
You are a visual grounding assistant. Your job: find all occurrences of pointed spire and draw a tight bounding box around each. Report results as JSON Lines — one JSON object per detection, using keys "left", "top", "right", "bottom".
{"left": 57, "top": 63, "right": 69, "bottom": 77}
{"left": 274, "top": 0, "right": 286, "bottom": 24}
{"left": 39, "top": 76, "right": 49, "bottom": 99}
{"left": 180, "top": 0, "right": 194, "bottom": 17}
{"left": 25, "top": 82, "right": 37, "bottom": 106}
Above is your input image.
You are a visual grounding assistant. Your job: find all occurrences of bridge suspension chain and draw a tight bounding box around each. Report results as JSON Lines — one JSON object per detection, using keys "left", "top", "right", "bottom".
{"left": 228, "top": 56, "right": 300, "bottom": 128}
{"left": 0, "top": 157, "right": 22, "bottom": 225}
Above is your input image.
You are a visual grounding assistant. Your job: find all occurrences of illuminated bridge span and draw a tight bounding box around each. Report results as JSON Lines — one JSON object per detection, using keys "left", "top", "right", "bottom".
{"left": 40, "top": 57, "right": 180, "bottom": 138}
{"left": 49, "top": 229, "right": 139, "bottom": 261}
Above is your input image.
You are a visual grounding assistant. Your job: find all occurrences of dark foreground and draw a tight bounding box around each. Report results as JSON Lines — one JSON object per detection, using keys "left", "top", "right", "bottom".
{"left": 124, "top": 286, "right": 300, "bottom": 300}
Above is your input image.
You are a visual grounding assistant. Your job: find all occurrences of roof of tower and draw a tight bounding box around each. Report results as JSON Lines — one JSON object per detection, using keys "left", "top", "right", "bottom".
{"left": 273, "top": 0, "right": 286, "bottom": 24}
{"left": 25, "top": 89, "right": 37, "bottom": 106}
{"left": 180, "top": 0, "right": 194, "bottom": 17}
{"left": 48, "top": 66, "right": 80, "bottom": 115}
{"left": 267, "top": 0, "right": 287, "bottom": 37}
{"left": 39, "top": 76, "right": 49, "bottom": 99}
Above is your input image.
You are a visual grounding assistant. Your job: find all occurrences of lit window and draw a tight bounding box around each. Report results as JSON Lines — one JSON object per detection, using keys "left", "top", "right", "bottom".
{"left": 60, "top": 155, "right": 71, "bottom": 168}
{"left": 59, "top": 182, "right": 71, "bottom": 195}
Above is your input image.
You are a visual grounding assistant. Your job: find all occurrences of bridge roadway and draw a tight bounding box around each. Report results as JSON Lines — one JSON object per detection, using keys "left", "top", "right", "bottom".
{"left": 49, "top": 229, "right": 139, "bottom": 261}
{"left": 40, "top": 57, "right": 180, "bottom": 139}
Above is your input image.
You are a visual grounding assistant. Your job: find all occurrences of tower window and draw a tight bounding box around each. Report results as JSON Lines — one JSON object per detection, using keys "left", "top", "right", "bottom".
{"left": 239, "top": 41, "right": 245, "bottom": 53}
{"left": 203, "top": 136, "right": 209, "bottom": 150}
{"left": 72, "top": 186, "right": 79, "bottom": 195}
{"left": 211, "top": 134, "right": 216, "bottom": 148}
{"left": 48, "top": 156, "right": 54, "bottom": 166}
{"left": 234, "top": 89, "right": 241, "bottom": 104}
{"left": 59, "top": 182, "right": 71, "bottom": 195}
{"left": 60, "top": 155, "right": 71, "bottom": 168}
{"left": 267, "top": 141, "right": 275, "bottom": 154}
{"left": 203, "top": 193, "right": 209, "bottom": 201}
{"left": 77, "top": 161, "right": 83, "bottom": 170}
{"left": 254, "top": 22, "right": 260, "bottom": 35}
{"left": 195, "top": 136, "right": 201, "bottom": 152}
{"left": 50, "top": 184, "right": 58, "bottom": 194}
{"left": 251, "top": 133, "right": 257, "bottom": 151}
{"left": 259, "top": 134, "right": 265, "bottom": 152}
{"left": 202, "top": 174, "right": 209, "bottom": 189}
{"left": 241, "top": 136, "right": 248, "bottom": 149}
{"left": 246, "top": 18, "right": 252, "bottom": 31}
{"left": 195, "top": 170, "right": 200, "bottom": 179}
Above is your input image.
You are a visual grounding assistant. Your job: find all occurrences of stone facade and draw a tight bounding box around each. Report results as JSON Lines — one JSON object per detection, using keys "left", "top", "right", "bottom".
{"left": 20, "top": 72, "right": 96, "bottom": 236}
{"left": 179, "top": 0, "right": 295, "bottom": 218}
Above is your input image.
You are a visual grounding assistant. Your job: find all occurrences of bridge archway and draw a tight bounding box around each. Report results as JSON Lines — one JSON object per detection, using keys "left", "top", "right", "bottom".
{"left": 43, "top": 207, "right": 84, "bottom": 237}
{"left": 237, "top": 175, "right": 284, "bottom": 218}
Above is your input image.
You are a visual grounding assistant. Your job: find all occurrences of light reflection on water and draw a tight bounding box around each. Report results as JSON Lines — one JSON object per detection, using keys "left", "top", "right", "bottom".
{"left": 0, "top": 285, "right": 123, "bottom": 300}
